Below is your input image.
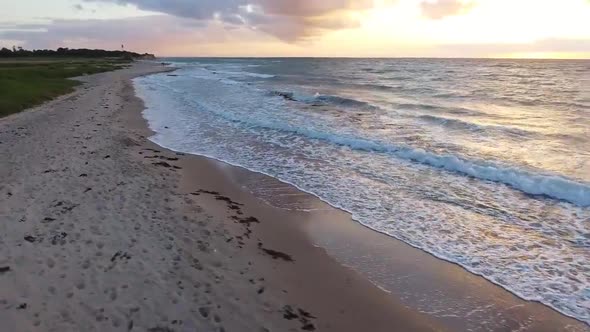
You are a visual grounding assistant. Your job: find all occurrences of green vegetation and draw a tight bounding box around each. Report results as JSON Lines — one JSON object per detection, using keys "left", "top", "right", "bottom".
{"left": 1, "top": 46, "right": 155, "bottom": 60}
{"left": 0, "top": 59, "right": 129, "bottom": 117}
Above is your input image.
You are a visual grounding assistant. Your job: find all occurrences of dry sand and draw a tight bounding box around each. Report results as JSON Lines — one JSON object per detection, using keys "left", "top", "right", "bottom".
{"left": 1, "top": 61, "right": 588, "bottom": 332}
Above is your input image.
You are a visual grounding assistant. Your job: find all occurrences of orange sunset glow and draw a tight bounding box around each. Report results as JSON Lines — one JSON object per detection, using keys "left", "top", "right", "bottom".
{"left": 1, "top": 0, "right": 589, "bottom": 58}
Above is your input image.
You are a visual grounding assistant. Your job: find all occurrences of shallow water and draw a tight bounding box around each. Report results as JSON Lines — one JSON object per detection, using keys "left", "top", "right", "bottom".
{"left": 135, "top": 58, "right": 590, "bottom": 324}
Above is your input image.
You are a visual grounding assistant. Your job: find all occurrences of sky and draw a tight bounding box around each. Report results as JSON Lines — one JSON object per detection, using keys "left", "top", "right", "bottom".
{"left": 1, "top": 0, "right": 589, "bottom": 58}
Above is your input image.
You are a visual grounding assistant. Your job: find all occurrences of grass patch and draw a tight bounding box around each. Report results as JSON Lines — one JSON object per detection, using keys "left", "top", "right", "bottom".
{"left": 0, "top": 59, "right": 130, "bottom": 117}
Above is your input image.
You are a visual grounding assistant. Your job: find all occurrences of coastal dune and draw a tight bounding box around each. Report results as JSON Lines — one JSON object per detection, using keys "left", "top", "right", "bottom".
{"left": 0, "top": 62, "right": 442, "bottom": 331}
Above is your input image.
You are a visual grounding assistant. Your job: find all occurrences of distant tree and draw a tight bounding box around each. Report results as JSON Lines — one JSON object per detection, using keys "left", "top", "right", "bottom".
{"left": 0, "top": 46, "right": 155, "bottom": 59}
{"left": 0, "top": 47, "right": 12, "bottom": 56}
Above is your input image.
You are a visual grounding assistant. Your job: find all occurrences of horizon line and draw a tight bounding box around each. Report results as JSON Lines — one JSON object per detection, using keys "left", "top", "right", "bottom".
{"left": 158, "top": 55, "right": 590, "bottom": 61}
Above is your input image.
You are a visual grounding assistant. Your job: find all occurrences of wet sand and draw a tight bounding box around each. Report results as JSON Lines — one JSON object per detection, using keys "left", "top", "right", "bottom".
{"left": 186, "top": 158, "right": 590, "bottom": 332}
{"left": 0, "top": 61, "right": 587, "bottom": 332}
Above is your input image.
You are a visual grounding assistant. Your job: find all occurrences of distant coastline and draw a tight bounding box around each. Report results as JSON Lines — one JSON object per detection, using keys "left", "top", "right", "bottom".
{"left": 0, "top": 46, "right": 156, "bottom": 60}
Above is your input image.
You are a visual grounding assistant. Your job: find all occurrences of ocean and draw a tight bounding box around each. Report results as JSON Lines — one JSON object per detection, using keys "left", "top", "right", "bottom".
{"left": 134, "top": 58, "right": 590, "bottom": 324}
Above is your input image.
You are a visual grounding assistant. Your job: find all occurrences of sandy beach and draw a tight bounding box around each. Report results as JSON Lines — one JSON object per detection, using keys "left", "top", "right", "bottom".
{"left": 1, "top": 61, "right": 588, "bottom": 332}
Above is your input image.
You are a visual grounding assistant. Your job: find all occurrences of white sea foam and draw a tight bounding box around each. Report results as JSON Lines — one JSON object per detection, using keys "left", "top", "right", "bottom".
{"left": 174, "top": 86, "right": 590, "bottom": 207}
{"left": 134, "top": 59, "right": 590, "bottom": 326}
{"left": 212, "top": 70, "right": 275, "bottom": 79}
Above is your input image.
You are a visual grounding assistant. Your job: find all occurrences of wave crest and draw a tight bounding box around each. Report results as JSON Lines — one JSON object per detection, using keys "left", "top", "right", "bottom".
{"left": 195, "top": 94, "right": 590, "bottom": 207}
{"left": 270, "top": 90, "right": 378, "bottom": 110}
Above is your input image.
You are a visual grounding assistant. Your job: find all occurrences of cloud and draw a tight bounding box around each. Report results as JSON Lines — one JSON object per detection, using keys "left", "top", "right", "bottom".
{"left": 256, "top": 0, "right": 375, "bottom": 17}
{"left": 532, "top": 38, "right": 590, "bottom": 53}
{"left": 0, "top": 14, "right": 312, "bottom": 56}
{"left": 435, "top": 38, "right": 590, "bottom": 57}
{"left": 0, "top": 15, "right": 217, "bottom": 50}
{"left": 420, "top": 0, "right": 474, "bottom": 19}
{"left": 83, "top": 0, "right": 380, "bottom": 41}
{"left": 84, "top": 0, "right": 239, "bottom": 20}
{"left": 1, "top": 0, "right": 382, "bottom": 53}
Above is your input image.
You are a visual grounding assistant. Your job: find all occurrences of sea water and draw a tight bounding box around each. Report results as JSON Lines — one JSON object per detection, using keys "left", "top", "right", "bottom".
{"left": 134, "top": 58, "right": 590, "bottom": 325}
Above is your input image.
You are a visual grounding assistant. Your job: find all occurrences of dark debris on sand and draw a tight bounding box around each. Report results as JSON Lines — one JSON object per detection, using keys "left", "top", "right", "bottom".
{"left": 260, "top": 247, "right": 294, "bottom": 262}
{"left": 24, "top": 235, "right": 37, "bottom": 243}
{"left": 282, "top": 305, "right": 316, "bottom": 331}
{"left": 110, "top": 251, "right": 132, "bottom": 262}
{"left": 153, "top": 161, "right": 182, "bottom": 170}
{"left": 50, "top": 232, "right": 68, "bottom": 245}
{"left": 147, "top": 327, "right": 175, "bottom": 332}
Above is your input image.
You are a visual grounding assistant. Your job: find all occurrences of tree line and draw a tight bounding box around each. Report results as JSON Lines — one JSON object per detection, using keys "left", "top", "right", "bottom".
{"left": 0, "top": 46, "right": 155, "bottom": 59}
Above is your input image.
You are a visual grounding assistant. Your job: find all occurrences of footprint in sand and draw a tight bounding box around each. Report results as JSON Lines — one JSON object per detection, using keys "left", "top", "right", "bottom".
{"left": 76, "top": 281, "right": 85, "bottom": 290}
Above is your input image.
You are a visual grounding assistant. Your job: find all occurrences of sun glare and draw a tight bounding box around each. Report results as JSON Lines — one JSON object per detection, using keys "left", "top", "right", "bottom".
{"left": 346, "top": 0, "right": 590, "bottom": 58}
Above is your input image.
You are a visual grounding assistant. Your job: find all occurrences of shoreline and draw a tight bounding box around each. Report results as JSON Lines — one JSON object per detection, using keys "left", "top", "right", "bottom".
{"left": 146, "top": 138, "right": 590, "bottom": 330}
{"left": 0, "top": 61, "right": 587, "bottom": 331}
{"left": 143, "top": 135, "right": 588, "bottom": 327}
{"left": 128, "top": 64, "right": 447, "bottom": 332}
{"left": 135, "top": 63, "right": 590, "bottom": 331}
